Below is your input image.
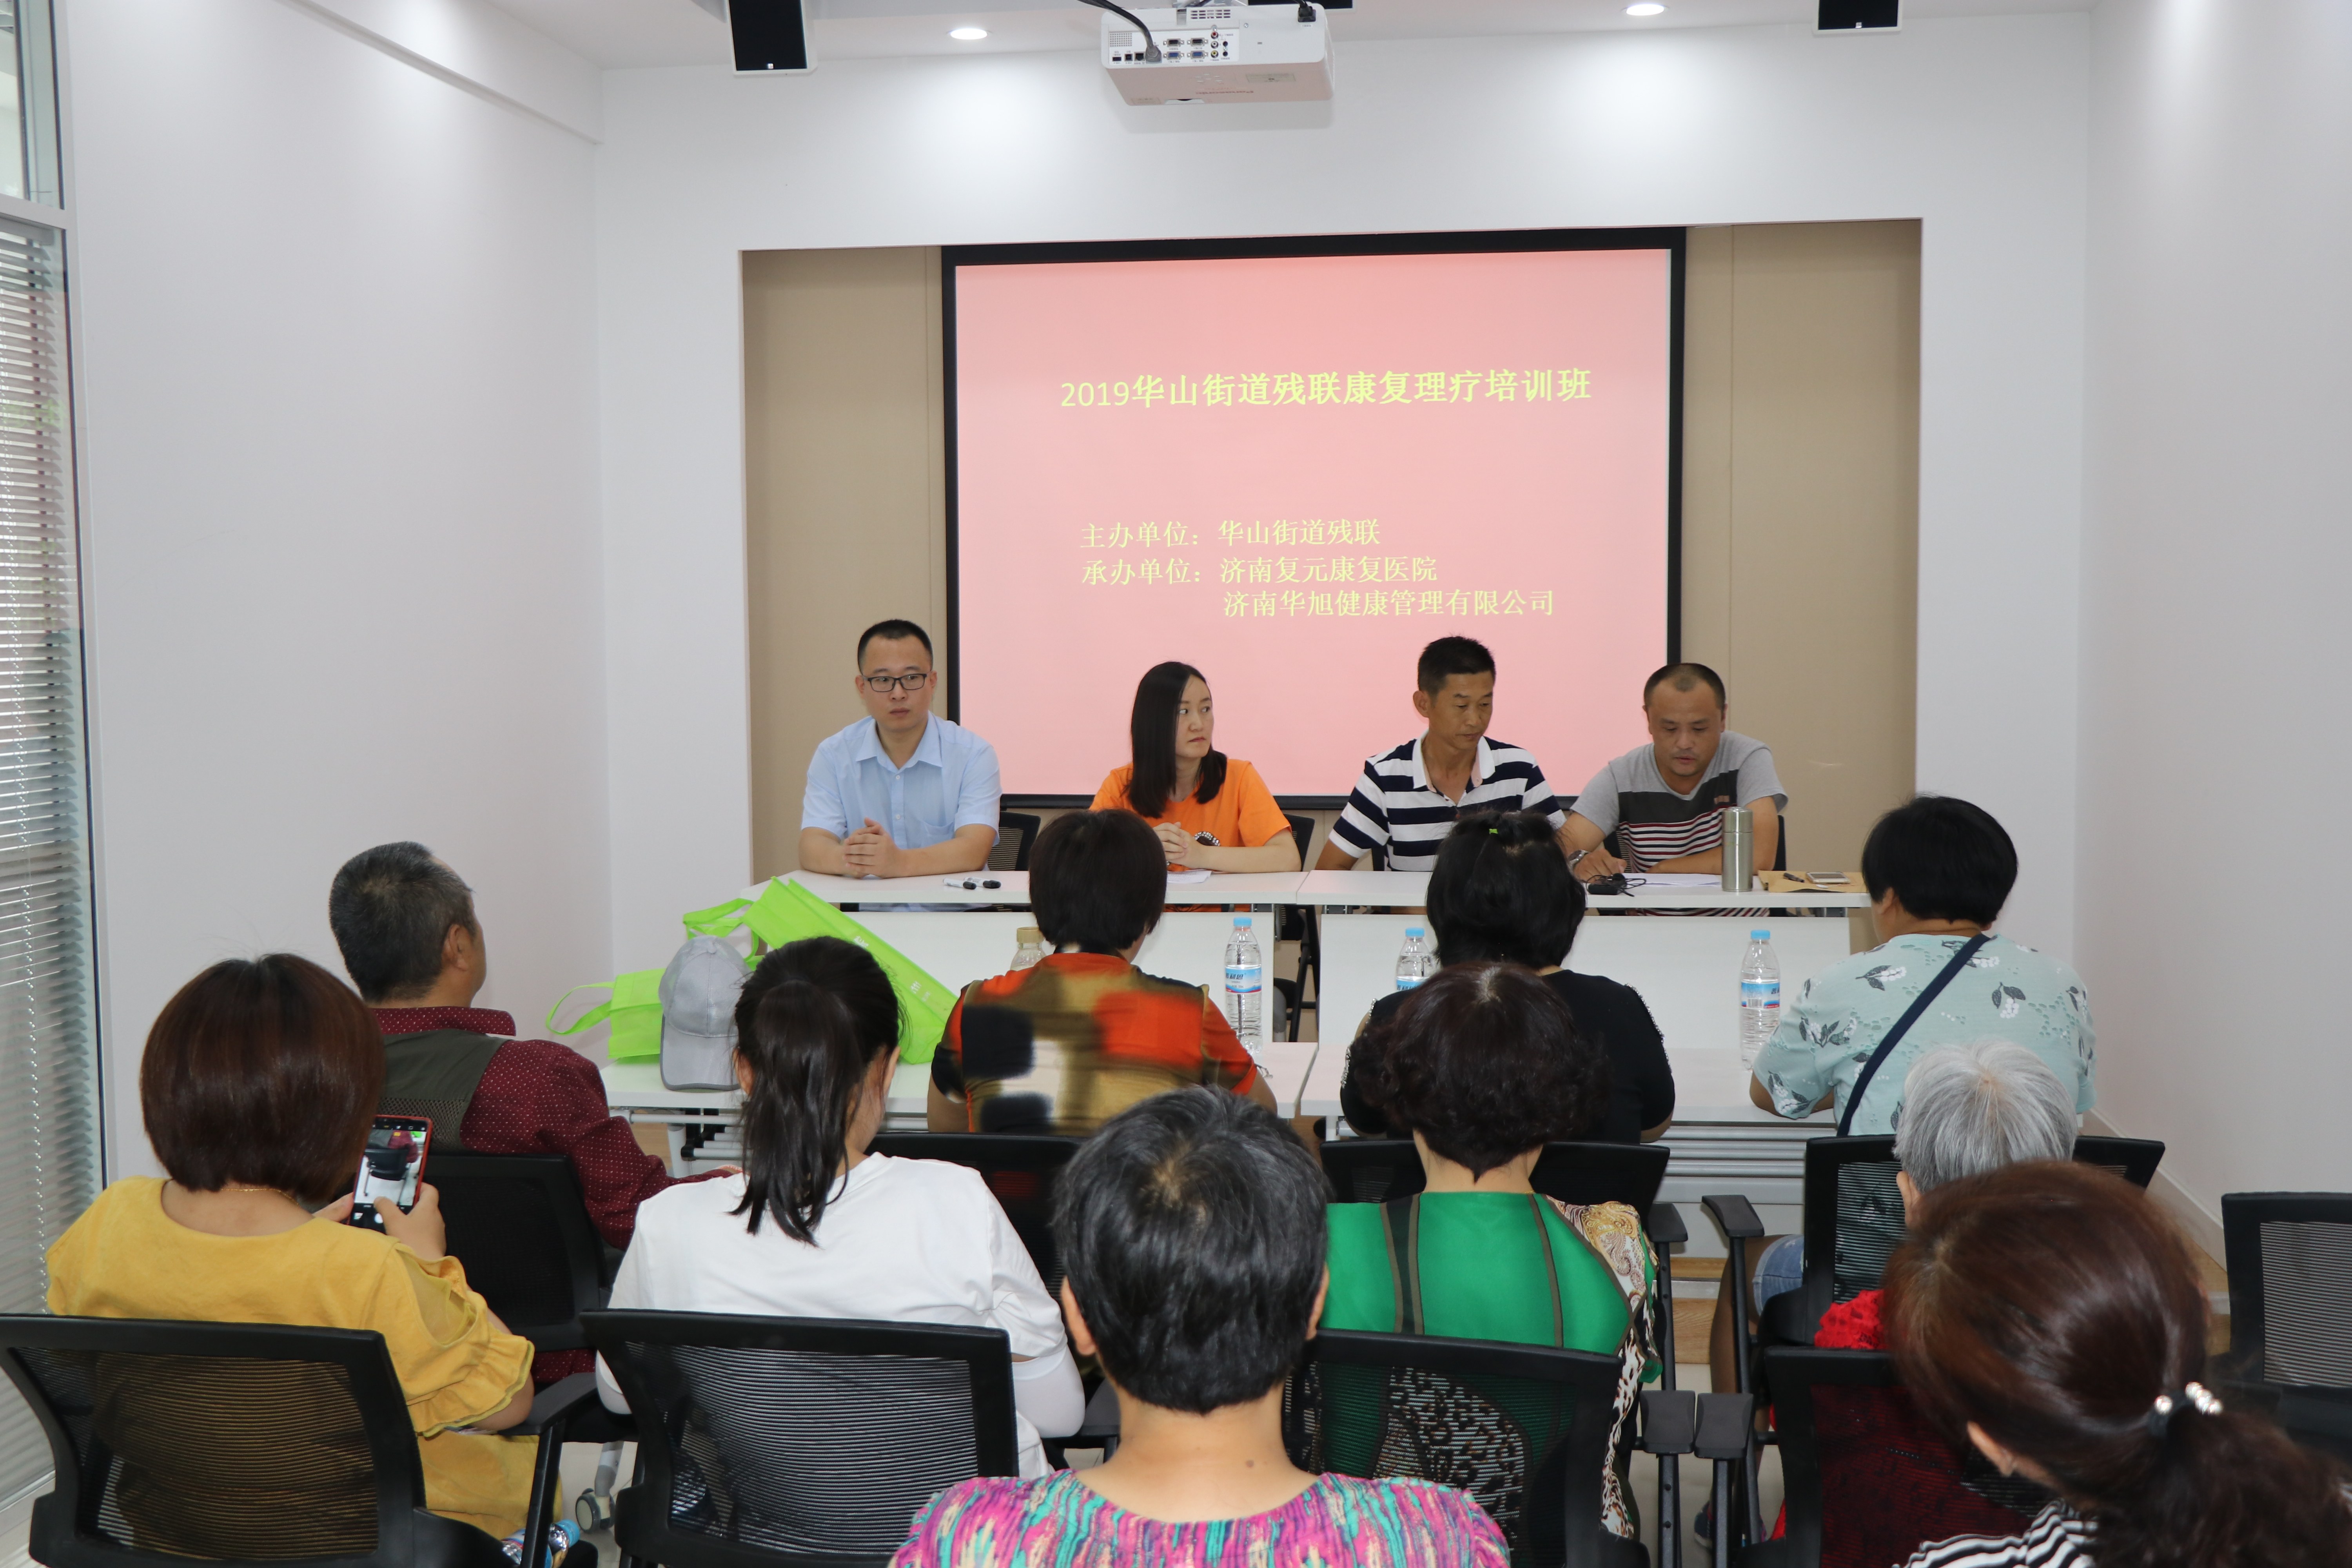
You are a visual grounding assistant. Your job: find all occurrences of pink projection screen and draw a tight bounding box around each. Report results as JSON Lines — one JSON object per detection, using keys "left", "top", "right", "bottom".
{"left": 947, "top": 234, "right": 1681, "bottom": 802}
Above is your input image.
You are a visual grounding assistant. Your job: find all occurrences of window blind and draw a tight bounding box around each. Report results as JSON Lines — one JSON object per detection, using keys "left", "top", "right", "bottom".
{"left": 0, "top": 216, "right": 98, "bottom": 1510}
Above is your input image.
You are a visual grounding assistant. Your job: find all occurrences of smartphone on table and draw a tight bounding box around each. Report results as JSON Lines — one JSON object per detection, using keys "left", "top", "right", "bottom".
{"left": 347, "top": 1113, "right": 432, "bottom": 1230}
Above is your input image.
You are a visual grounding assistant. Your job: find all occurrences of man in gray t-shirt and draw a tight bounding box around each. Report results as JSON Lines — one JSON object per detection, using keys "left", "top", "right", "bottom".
{"left": 1563, "top": 662, "right": 1786, "bottom": 881}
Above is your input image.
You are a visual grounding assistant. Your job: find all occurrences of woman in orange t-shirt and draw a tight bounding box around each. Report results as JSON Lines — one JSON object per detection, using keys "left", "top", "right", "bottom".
{"left": 1091, "top": 662, "right": 1301, "bottom": 873}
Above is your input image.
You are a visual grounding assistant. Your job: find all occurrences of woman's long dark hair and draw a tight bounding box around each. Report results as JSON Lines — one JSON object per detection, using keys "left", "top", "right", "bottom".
{"left": 1887, "top": 1162, "right": 2352, "bottom": 1568}
{"left": 729, "top": 937, "right": 900, "bottom": 1243}
{"left": 1126, "top": 661, "right": 1226, "bottom": 818}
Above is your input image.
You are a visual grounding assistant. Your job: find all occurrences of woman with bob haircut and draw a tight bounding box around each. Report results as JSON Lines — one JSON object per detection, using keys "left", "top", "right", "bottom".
{"left": 602, "top": 936, "right": 1083, "bottom": 1475}
{"left": 46, "top": 955, "right": 539, "bottom": 1544}
{"left": 1887, "top": 1161, "right": 2352, "bottom": 1568}
{"left": 927, "top": 809, "right": 1274, "bottom": 1135}
{"left": 1339, "top": 810, "right": 1674, "bottom": 1145}
{"left": 891, "top": 1088, "right": 1508, "bottom": 1566}
{"left": 1090, "top": 661, "right": 1299, "bottom": 873}
{"left": 1325, "top": 962, "right": 1656, "bottom": 1541}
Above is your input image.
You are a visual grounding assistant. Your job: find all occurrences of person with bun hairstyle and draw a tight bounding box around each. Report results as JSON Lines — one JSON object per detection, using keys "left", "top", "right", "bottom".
{"left": 1325, "top": 962, "right": 1657, "bottom": 1542}
{"left": 1338, "top": 810, "right": 1674, "bottom": 1145}
{"left": 597, "top": 937, "right": 1082, "bottom": 1475}
{"left": 1887, "top": 1161, "right": 2352, "bottom": 1568}
{"left": 46, "top": 955, "right": 539, "bottom": 1544}
{"left": 1090, "top": 661, "right": 1299, "bottom": 873}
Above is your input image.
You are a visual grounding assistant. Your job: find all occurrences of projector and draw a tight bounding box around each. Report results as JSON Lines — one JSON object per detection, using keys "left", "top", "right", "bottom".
{"left": 1102, "top": 4, "right": 1333, "bottom": 106}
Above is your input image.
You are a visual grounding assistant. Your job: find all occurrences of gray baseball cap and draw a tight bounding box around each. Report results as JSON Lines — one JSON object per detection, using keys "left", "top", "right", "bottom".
{"left": 659, "top": 935, "right": 748, "bottom": 1091}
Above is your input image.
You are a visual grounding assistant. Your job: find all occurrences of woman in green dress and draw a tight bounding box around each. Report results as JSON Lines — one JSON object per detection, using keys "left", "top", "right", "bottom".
{"left": 1321, "top": 961, "right": 1657, "bottom": 1542}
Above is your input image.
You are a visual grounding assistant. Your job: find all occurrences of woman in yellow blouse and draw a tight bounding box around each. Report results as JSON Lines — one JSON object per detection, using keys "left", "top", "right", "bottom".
{"left": 46, "top": 954, "right": 537, "bottom": 1540}
{"left": 1091, "top": 661, "right": 1301, "bottom": 873}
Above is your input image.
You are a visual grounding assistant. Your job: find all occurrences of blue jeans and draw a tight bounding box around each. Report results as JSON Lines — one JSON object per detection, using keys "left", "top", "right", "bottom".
{"left": 1753, "top": 1233, "right": 1804, "bottom": 1306}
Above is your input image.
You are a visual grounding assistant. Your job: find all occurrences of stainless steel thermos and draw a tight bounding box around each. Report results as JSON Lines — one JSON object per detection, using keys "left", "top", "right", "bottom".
{"left": 1721, "top": 806, "right": 1755, "bottom": 892}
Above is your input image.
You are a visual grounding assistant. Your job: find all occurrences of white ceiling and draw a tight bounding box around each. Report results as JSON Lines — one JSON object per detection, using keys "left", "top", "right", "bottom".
{"left": 483, "top": 0, "right": 2091, "bottom": 72}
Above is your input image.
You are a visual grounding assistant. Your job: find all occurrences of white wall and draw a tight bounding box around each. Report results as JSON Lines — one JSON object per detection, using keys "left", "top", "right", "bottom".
{"left": 67, "top": 0, "right": 609, "bottom": 1176}
{"left": 2076, "top": 0, "right": 2352, "bottom": 1225}
{"left": 595, "top": 15, "right": 2091, "bottom": 974}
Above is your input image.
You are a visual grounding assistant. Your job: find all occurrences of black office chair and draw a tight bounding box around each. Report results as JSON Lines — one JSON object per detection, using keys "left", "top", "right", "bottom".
{"left": 1284, "top": 1328, "right": 1642, "bottom": 1568}
{"left": 1319, "top": 1139, "right": 1669, "bottom": 1221}
{"left": 432, "top": 1152, "right": 635, "bottom": 1532}
{"left": 0, "top": 1315, "right": 597, "bottom": 1568}
{"left": 866, "top": 1133, "right": 1082, "bottom": 1298}
{"left": 990, "top": 810, "right": 1041, "bottom": 874}
{"left": 1272, "top": 812, "right": 1320, "bottom": 1043}
{"left": 2218, "top": 1191, "right": 2352, "bottom": 1463}
{"left": 1742, "top": 1133, "right": 2167, "bottom": 1352}
{"left": 584, "top": 1311, "right": 1018, "bottom": 1568}
{"left": 1740, "top": 1347, "right": 2047, "bottom": 1568}
{"left": 434, "top": 1153, "right": 613, "bottom": 1355}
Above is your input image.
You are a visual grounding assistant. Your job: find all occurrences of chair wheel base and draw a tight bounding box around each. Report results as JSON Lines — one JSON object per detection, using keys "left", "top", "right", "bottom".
{"left": 575, "top": 1491, "right": 612, "bottom": 1534}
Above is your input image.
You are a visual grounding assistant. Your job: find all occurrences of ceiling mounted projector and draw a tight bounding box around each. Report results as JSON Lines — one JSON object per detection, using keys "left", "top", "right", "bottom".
{"left": 1100, "top": 4, "right": 1334, "bottom": 106}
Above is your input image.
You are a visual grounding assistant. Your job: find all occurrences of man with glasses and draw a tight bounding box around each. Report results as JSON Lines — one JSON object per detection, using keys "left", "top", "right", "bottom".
{"left": 799, "top": 619, "right": 1000, "bottom": 879}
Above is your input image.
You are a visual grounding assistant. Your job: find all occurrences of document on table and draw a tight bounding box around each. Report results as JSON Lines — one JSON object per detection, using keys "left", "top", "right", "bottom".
{"left": 1632, "top": 873, "right": 1728, "bottom": 890}
{"left": 1167, "top": 868, "right": 1214, "bottom": 885}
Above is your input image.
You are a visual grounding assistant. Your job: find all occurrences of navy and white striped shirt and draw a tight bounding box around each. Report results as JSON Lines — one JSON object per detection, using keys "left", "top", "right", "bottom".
{"left": 1328, "top": 736, "right": 1564, "bottom": 872}
{"left": 1902, "top": 1504, "right": 2093, "bottom": 1568}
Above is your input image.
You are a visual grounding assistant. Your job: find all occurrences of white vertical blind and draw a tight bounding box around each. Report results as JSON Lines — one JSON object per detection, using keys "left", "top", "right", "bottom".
{"left": 0, "top": 216, "right": 98, "bottom": 1509}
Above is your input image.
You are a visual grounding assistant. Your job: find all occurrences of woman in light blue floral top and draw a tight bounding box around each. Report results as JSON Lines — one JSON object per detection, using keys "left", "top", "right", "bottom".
{"left": 1749, "top": 795, "right": 2096, "bottom": 1137}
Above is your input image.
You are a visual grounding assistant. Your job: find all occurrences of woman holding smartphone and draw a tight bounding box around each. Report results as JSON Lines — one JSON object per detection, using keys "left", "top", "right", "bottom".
{"left": 45, "top": 955, "right": 540, "bottom": 1548}
{"left": 1090, "top": 661, "right": 1301, "bottom": 873}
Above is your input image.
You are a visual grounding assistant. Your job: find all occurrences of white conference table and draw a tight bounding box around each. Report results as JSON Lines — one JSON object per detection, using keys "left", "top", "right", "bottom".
{"left": 603, "top": 867, "right": 1867, "bottom": 1231}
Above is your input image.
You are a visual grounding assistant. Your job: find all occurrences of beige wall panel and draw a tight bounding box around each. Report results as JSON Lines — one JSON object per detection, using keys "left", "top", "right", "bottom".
{"left": 1679, "top": 226, "right": 1735, "bottom": 674}
{"left": 1680, "top": 220, "right": 1920, "bottom": 874}
{"left": 743, "top": 247, "right": 947, "bottom": 879}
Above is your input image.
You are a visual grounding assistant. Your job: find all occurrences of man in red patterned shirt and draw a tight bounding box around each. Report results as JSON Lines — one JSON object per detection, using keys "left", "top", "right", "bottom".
{"left": 330, "top": 842, "right": 704, "bottom": 1381}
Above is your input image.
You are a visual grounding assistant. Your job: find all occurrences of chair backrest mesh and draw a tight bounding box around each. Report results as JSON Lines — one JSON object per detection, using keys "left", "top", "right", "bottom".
{"left": 1807, "top": 1380, "right": 2043, "bottom": 1568}
{"left": 1285, "top": 1348, "right": 1603, "bottom": 1568}
{"left": 623, "top": 1338, "right": 984, "bottom": 1557}
{"left": 15, "top": 1345, "right": 379, "bottom": 1559}
{"left": 437, "top": 1164, "right": 585, "bottom": 1331}
{"left": 2259, "top": 1219, "right": 2352, "bottom": 1387}
{"left": 1830, "top": 1157, "right": 1907, "bottom": 1302}
{"left": 1321, "top": 1142, "right": 1427, "bottom": 1205}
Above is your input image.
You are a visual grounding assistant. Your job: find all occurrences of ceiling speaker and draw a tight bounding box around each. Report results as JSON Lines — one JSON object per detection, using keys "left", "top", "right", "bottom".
{"left": 1818, "top": 0, "right": 1898, "bottom": 29}
{"left": 730, "top": 0, "right": 812, "bottom": 73}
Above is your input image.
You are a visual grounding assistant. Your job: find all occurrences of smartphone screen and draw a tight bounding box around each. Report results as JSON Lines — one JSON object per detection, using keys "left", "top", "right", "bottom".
{"left": 348, "top": 1114, "right": 432, "bottom": 1230}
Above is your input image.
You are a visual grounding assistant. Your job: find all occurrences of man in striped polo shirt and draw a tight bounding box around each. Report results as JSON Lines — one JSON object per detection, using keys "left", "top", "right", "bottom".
{"left": 1317, "top": 637, "right": 1566, "bottom": 872}
{"left": 1563, "top": 662, "right": 1784, "bottom": 882}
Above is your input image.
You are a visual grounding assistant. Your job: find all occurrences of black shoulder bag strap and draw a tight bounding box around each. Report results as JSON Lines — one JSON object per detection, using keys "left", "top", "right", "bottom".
{"left": 1382, "top": 1196, "right": 1425, "bottom": 1334}
{"left": 1835, "top": 933, "right": 1991, "bottom": 1136}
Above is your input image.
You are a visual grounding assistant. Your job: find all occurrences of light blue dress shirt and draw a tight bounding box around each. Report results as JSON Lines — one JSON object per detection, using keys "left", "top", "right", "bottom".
{"left": 801, "top": 715, "right": 1002, "bottom": 855}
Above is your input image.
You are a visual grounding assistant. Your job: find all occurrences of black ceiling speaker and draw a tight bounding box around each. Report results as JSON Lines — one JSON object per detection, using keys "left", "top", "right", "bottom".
{"left": 730, "top": 0, "right": 812, "bottom": 73}
{"left": 1818, "top": 0, "right": 1898, "bottom": 29}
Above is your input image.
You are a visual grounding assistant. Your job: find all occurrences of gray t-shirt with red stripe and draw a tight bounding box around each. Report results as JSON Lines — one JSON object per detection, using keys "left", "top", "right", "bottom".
{"left": 1568, "top": 733, "right": 1786, "bottom": 869}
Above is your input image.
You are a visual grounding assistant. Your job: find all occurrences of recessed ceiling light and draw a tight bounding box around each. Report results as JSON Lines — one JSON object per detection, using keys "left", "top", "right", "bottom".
{"left": 1625, "top": 2, "right": 1666, "bottom": 13}
{"left": 949, "top": 25, "right": 989, "bottom": 40}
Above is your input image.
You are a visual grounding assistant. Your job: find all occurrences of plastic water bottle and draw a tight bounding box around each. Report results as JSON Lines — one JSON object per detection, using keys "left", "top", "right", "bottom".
{"left": 1011, "top": 926, "right": 1046, "bottom": 971}
{"left": 1224, "top": 915, "right": 1263, "bottom": 1049}
{"left": 1739, "top": 927, "right": 1781, "bottom": 1065}
{"left": 1394, "top": 926, "right": 1435, "bottom": 991}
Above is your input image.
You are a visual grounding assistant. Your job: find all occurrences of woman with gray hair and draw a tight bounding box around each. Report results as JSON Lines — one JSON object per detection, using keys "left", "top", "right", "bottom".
{"left": 1814, "top": 1038, "right": 2078, "bottom": 1351}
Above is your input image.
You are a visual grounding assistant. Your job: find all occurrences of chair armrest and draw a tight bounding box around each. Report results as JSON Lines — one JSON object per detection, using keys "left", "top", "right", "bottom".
{"left": 1692, "top": 1393, "right": 1755, "bottom": 1461}
{"left": 1645, "top": 1203, "right": 1689, "bottom": 1249}
{"left": 1637, "top": 1390, "right": 1697, "bottom": 1455}
{"left": 512, "top": 1372, "right": 605, "bottom": 1438}
{"left": 1700, "top": 1194, "right": 1764, "bottom": 1242}
{"left": 1759, "top": 1289, "right": 1820, "bottom": 1347}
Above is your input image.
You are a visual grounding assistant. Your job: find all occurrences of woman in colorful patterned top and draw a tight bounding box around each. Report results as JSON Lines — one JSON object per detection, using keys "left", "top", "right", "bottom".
{"left": 1323, "top": 962, "right": 1657, "bottom": 1542}
{"left": 891, "top": 1089, "right": 1508, "bottom": 1568}
{"left": 1889, "top": 1162, "right": 2352, "bottom": 1568}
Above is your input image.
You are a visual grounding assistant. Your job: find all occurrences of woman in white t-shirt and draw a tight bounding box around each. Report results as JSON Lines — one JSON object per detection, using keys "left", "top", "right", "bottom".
{"left": 597, "top": 937, "right": 1083, "bottom": 1475}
